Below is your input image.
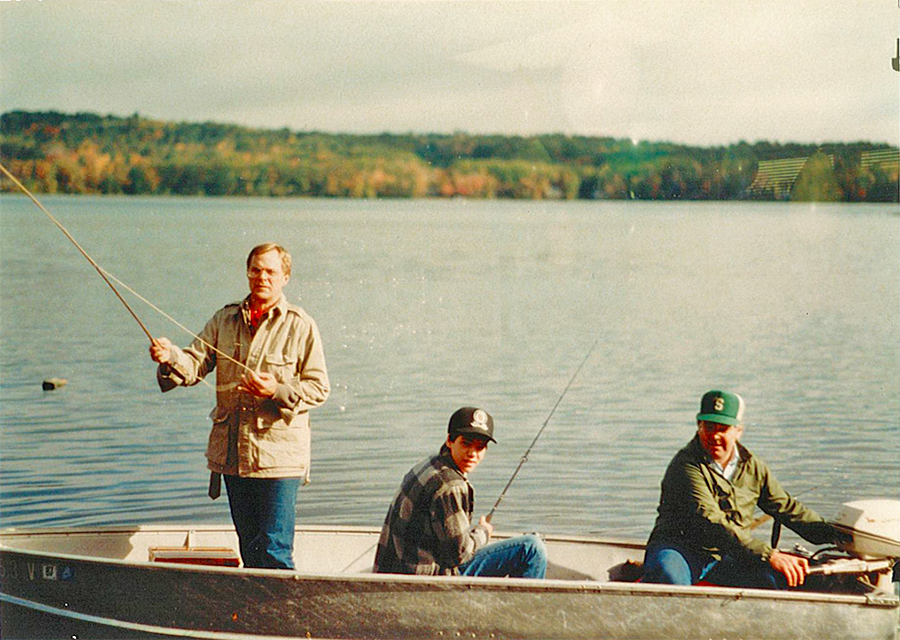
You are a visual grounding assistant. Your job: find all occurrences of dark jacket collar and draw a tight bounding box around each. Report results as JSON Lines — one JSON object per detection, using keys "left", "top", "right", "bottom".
{"left": 438, "top": 443, "right": 466, "bottom": 478}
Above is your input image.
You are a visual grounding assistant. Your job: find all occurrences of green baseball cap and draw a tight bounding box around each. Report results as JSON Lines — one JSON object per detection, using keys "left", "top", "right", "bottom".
{"left": 696, "top": 390, "right": 745, "bottom": 427}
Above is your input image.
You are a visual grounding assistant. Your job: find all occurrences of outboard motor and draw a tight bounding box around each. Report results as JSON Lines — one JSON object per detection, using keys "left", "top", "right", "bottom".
{"left": 808, "top": 499, "right": 900, "bottom": 594}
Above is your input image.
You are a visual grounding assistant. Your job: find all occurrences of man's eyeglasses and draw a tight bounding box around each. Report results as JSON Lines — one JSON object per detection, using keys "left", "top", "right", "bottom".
{"left": 247, "top": 267, "right": 282, "bottom": 279}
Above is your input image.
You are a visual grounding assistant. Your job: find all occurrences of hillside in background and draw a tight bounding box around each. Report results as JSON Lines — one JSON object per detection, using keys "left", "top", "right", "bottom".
{"left": 1, "top": 110, "right": 897, "bottom": 202}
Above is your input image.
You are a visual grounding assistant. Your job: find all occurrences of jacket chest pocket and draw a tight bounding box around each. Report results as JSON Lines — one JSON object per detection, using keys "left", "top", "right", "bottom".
{"left": 262, "top": 352, "right": 298, "bottom": 382}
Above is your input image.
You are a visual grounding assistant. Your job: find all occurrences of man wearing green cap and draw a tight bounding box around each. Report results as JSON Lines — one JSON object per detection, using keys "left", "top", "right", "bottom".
{"left": 373, "top": 407, "right": 547, "bottom": 578}
{"left": 642, "top": 390, "right": 841, "bottom": 589}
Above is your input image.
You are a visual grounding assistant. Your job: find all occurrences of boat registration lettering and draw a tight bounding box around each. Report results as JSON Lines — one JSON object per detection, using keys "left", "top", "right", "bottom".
{"left": 0, "top": 559, "right": 74, "bottom": 582}
{"left": 0, "top": 558, "right": 20, "bottom": 580}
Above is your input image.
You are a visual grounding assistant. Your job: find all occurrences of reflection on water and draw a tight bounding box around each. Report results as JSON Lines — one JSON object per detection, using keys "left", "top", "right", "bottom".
{"left": 1, "top": 196, "right": 898, "bottom": 541}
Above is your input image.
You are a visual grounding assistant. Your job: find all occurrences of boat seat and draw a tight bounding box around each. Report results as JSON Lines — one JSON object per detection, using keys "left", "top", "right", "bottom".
{"left": 149, "top": 546, "right": 241, "bottom": 567}
{"left": 608, "top": 560, "right": 644, "bottom": 582}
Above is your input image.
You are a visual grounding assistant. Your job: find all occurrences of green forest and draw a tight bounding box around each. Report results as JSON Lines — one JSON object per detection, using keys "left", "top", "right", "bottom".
{"left": 1, "top": 110, "right": 897, "bottom": 202}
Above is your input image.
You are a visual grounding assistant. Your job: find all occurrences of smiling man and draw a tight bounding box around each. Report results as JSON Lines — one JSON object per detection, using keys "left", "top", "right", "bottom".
{"left": 149, "top": 243, "right": 329, "bottom": 570}
{"left": 642, "top": 390, "right": 843, "bottom": 589}
{"left": 373, "top": 407, "right": 547, "bottom": 578}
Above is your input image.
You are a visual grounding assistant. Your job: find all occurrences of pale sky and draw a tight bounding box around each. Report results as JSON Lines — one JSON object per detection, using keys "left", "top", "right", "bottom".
{"left": 1, "top": 0, "right": 898, "bottom": 147}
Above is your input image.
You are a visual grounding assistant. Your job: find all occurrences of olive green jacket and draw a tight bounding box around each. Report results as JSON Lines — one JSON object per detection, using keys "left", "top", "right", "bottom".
{"left": 647, "top": 435, "right": 835, "bottom": 564}
{"left": 157, "top": 295, "right": 329, "bottom": 480}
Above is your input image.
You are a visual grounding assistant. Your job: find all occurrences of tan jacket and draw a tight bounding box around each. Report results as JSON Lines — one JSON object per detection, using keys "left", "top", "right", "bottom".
{"left": 157, "top": 295, "right": 329, "bottom": 480}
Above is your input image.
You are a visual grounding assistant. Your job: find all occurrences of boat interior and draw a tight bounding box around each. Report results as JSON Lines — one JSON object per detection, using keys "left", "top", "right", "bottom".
{"left": 0, "top": 524, "right": 645, "bottom": 581}
{"left": 1, "top": 524, "right": 896, "bottom": 596}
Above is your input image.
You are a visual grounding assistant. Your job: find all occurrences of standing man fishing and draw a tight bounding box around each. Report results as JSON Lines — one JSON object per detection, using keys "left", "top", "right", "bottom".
{"left": 373, "top": 407, "right": 547, "bottom": 578}
{"left": 149, "top": 243, "right": 329, "bottom": 570}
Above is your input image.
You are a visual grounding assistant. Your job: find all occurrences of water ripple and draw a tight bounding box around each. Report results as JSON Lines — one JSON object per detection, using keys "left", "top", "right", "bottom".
{"left": 1, "top": 197, "right": 897, "bottom": 538}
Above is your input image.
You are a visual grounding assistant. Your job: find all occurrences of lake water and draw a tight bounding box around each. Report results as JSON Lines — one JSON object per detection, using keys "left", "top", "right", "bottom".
{"left": 0, "top": 195, "right": 898, "bottom": 545}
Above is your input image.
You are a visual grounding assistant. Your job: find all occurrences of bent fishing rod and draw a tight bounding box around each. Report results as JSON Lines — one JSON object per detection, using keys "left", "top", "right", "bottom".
{"left": 1, "top": 162, "right": 155, "bottom": 342}
{"left": 0, "top": 162, "right": 255, "bottom": 380}
{"left": 486, "top": 339, "right": 598, "bottom": 523}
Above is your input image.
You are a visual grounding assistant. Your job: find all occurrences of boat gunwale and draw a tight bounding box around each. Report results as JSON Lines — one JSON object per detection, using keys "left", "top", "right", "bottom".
{"left": 0, "top": 522, "right": 640, "bottom": 544}
{"left": 2, "top": 525, "right": 896, "bottom": 609}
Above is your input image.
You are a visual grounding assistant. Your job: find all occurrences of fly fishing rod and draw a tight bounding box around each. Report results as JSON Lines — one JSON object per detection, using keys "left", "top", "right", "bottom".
{"left": 486, "top": 339, "right": 598, "bottom": 523}
{"left": 1, "top": 163, "right": 274, "bottom": 383}
{"left": 0, "top": 162, "right": 155, "bottom": 342}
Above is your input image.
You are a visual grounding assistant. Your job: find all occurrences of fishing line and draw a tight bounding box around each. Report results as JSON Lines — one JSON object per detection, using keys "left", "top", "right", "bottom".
{"left": 486, "top": 339, "right": 598, "bottom": 523}
{"left": 1, "top": 162, "right": 155, "bottom": 342}
{"left": 748, "top": 483, "right": 824, "bottom": 547}
{"left": 0, "top": 162, "right": 253, "bottom": 387}
{"left": 98, "top": 267, "right": 246, "bottom": 391}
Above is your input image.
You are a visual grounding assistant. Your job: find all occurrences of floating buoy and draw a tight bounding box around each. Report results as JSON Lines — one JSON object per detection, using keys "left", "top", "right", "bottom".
{"left": 42, "top": 378, "right": 68, "bottom": 390}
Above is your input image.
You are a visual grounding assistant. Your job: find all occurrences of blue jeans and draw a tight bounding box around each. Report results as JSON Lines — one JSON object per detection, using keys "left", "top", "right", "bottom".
{"left": 224, "top": 475, "right": 301, "bottom": 570}
{"left": 459, "top": 534, "right": 547, "bottom": 579}
{"left": 642, "top": 543, "right": 786, "bottom": 589}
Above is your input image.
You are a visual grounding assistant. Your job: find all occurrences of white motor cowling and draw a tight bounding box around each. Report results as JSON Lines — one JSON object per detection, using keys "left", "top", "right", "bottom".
{"left": 830, "top": 499, "right": 900, "bottom": 560}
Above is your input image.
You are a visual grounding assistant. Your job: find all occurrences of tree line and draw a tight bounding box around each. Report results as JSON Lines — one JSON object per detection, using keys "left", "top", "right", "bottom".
{"left": 0, "top": 110, "right": 897, "bottom": 202}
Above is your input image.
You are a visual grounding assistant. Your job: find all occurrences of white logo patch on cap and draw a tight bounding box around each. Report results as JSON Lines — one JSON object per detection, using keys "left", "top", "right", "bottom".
{"left": 471, "top": 409, "right": 489, "bottom": 431}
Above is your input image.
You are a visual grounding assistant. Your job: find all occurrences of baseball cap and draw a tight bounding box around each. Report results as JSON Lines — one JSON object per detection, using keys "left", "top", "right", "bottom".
{"left": 696, "top": 390, "right": 745, "bottom": 427}
{"left": 448, "top": 407, "right": 496, "bottom": 443}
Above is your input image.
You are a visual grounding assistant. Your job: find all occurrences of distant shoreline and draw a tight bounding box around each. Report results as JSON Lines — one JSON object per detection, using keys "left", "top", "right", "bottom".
{"left": 2, "top": 110, "right": 898, "bottom": 203}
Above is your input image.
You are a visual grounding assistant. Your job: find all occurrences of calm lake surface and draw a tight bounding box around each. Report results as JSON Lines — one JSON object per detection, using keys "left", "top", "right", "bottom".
{"left": 1, "top": 195, "right": 898, "bottom": 544}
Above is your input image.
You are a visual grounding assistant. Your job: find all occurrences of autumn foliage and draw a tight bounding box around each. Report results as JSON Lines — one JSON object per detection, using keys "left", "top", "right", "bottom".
{"left": 1, "top": 111, "right": 896, "bottom": 202}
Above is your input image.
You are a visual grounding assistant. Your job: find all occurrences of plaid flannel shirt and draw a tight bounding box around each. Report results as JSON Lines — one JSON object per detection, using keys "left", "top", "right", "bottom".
{"left": 373, "top": 444, "right": 490, "bottom": 575}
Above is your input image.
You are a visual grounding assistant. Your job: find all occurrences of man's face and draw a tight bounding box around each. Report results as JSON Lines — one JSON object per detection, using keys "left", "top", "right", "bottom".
{"left": 247, "top": 250, "right": 289, "bottom": 308}
{"left": 697, "top": 420, "right": 743, "bottom": 464}
{"left": 447, "top": 434, "right": 489, "bottom": 475}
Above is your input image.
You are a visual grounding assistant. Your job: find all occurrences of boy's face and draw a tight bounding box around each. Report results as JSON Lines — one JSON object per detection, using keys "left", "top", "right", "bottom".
{"left": 447, "top": 434, "right": 489, "bottom": 475}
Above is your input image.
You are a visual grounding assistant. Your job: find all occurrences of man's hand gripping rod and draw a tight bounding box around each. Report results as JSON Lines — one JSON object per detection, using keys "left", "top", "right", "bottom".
{"left": 485, "top": 340, "right": 598, "bottom": 524}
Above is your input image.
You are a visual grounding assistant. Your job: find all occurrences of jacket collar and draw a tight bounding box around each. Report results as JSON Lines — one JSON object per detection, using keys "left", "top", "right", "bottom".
{"left": 439, "top": 443, "right": 467, "bottom": 478}
{"left": 240, "top": 294, "right": 287, "bottom": 324}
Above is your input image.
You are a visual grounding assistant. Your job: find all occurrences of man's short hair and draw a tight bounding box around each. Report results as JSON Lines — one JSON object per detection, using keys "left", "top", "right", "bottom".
{"left": 247, "top": 243, "right": 292, "bottom": 276}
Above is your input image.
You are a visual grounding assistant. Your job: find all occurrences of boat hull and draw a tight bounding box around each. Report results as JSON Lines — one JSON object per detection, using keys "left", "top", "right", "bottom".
{"left": 1, "top": 525, "right": 897, "bottom": 640}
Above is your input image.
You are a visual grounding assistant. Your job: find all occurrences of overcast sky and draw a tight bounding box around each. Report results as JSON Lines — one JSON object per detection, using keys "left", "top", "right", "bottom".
{"left": 1, "top": 0, "right": 898, "bottom": 147}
